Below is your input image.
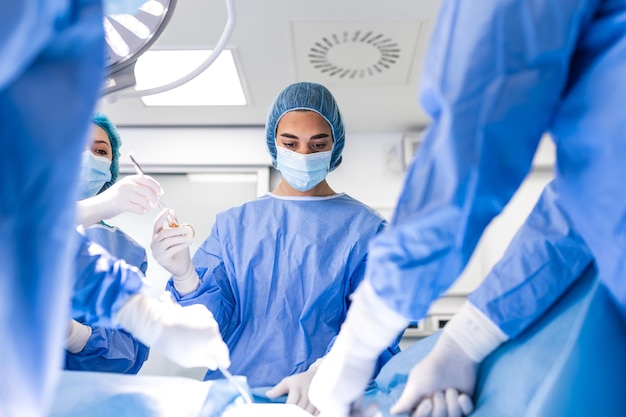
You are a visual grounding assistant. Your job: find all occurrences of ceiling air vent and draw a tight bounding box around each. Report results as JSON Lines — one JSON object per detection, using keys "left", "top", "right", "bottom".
{"left": 292, "top": 20, "right": 424, "bottom": 85}
{"left": 307, "top": 30, "right": 400, "bottom": 79}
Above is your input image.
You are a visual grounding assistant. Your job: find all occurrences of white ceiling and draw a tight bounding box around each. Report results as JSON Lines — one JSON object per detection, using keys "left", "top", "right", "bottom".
{"left": 98, "top": 0, "right": 442, "bottom": 134}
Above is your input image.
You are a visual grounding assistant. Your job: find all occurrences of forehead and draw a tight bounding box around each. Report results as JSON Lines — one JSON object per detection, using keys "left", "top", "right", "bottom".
{"left": 91, "top": 124, "right": 111, "bottom": 147}
{"left": 277, "top": 110, "right": 331, "bottom": 133}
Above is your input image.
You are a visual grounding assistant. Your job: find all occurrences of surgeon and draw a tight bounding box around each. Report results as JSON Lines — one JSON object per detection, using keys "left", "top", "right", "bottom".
{"left": 151, "top": 81, "right": 399, "bottom": 414}
{"left": 0, "top": 1, "right": 194, "bottom": 415}
{"left": 308, "top": 0, "right": 626, "bottom": 416}
{"left": 65, "top": 112, "right": 160, "bottom": 373}
{"left": 0, "top": 2, "right": 106, "bottom": 417}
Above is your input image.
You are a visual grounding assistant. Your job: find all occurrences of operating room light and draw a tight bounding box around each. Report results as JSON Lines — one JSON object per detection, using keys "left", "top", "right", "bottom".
{"left": 102, "top": 0, "right": 237, "bottom": 100}
{"left": 102, "top": 0, "right": 177, "bottom": 96}
{"left": 134, "top": 50, "right": 247, "bottom": 106}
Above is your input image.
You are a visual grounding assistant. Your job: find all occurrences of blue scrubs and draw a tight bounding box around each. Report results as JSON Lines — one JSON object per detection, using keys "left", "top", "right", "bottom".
{"left": 366, "top": 0, "right": 626, "bottom": 323}
{"left": 167, "top": 193, "right": 398, "bottom": 387}
{"left": 71, "top": 230, "right": 146, "bottom": 329}
{"left": 468, "top": 183, "right": 593, "bottom": 338}
{"left": 0, "top": 1, "right": 104, "bottom": 416}
{"left": 65, "top": 224, "right": 149, "bottom": 374}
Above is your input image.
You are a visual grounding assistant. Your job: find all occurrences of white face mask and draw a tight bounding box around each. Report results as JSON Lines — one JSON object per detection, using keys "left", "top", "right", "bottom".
{"left": 78, "top": 150, "right": 112, "bottom": 199}
{"left": 275, "top": 146, "right": 333, "bottom": 192}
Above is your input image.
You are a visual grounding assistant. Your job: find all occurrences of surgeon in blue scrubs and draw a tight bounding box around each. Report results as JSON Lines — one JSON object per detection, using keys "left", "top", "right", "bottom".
{"left": 0, "top": 2, "right": 106, "bottom": 416}
{"left": 0, "top": 2, "right": 203, "bottom": 416}
{"left": 65, "top": 113, "right": 161, "bottom": 374}
{"left": 309, "top": 0, "right": 626, "bottom": 416}
{"left": 151, "top": 81, "right": 399, "bottom": 414}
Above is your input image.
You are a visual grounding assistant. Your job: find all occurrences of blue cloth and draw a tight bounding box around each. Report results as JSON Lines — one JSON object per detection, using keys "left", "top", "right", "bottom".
{"left": 0, "top": 1, "right": 104, "bottom": 416}
{"left": 168, "top": 193, "right": 398, "bottom": 387}
{"left": 71, "top": 230, "right": 146, "bottom": 328}
{"left": 47, "top": 370, "right": 249, "bottom": 417}
{"left": 362, "top": 267, "right": 626, "bottom": 416}
{"left": 85, "top": 223, "right": 148, "bottom": 275}
{"left": 468, "top": 182, "right": 593, "bottom": 338}
{"left": 366, "top": 0, "right": 626, "bottom": 323}
{"left": 265, "top": 82, "right": 345, "bottom": 171}
{"left": 66, "top": 224, "right": 149, "bottom": 374}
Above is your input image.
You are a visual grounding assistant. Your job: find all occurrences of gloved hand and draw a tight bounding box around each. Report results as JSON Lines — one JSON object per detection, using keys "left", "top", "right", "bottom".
{"left": 266, "top": 358, "right": 324, "bottom": 415}
{"left": 151, "top": 208, "right": 198, "bottom": 294}
{"left": 309, "top": 281, "right": 409, "bottom": 417}
{"left": 391, "top": 302, "right": 508, "bottom": 417}
{"left": 390, "top": 333, "right": 477, "bottom": 417}
{"left": 115, "top": 292, "right": 230, "bottom": 369}
{"left": 77, "top": 174, "right": 162, "bottom": 227}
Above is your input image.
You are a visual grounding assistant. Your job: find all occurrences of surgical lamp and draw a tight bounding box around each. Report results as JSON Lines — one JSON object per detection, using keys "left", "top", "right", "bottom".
{"left": 102, "top": 0, "right": 236, "bottom": 99}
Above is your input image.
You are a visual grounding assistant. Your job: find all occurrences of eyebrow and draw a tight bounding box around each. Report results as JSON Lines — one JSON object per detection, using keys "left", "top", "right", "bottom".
{"left": 279, "top": 133, "right": 330, "bottom": 140}
{"left": 93, "top": 140, "right": 111, "bottom": 148}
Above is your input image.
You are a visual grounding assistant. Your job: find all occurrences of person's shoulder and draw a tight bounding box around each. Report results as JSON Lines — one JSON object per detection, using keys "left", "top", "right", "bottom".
{"left": 335, "top": 194, "right": 386, "bottom": 223}
{"left": 337, "top": 194, "right": 383, "bottom": 215}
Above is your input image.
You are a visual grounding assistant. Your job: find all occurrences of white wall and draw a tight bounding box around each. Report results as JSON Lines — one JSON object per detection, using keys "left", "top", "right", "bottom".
{"left": 111, "top": 127, "right": 555, "bottom": 369}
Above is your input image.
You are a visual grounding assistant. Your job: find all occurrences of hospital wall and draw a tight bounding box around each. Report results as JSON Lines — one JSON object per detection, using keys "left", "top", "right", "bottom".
{"left": 110, "top": 127, "right": 555, "bottom": 378}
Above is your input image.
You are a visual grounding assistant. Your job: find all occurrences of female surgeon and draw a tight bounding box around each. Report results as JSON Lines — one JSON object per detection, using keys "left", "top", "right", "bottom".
{"left": 150, "top": 81, "right": 399, "bottom": 414}
{"left": 65, "top": 112, "right": 160, "bottom": 373}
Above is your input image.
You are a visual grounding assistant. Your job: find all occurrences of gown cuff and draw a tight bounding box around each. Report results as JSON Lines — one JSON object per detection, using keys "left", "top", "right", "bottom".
{"left": 65, "top": 320, "right": 93, "bottom": 354}
{"left": 443, "top": 301, "right": 509, "bottom": 362}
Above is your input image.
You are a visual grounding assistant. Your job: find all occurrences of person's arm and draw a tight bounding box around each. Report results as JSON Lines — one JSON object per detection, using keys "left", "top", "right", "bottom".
{"left": 157, "top": 214, "right": 236, "bottom": 340}
{"left": 310, "top": 1, "right": 598, "bottom": 415}
{"left": 71, "top": 228, "right": 146, "bottom": 326}
{"left": 390, "top": 181, "right": 594, "bottom": 415}
{"left": 77, "top": 174, "right": 162, "bottom": 228}
{"left": 468, "top": 182, "right": 593, "bottom": 339}
{"left": 71, "top": 228, "right": 230, "bottom": 370}
{"left": 65, "top": 320, "right": 149, "bottom": 374}
{"left": 366, "top": 0, "right": 596, "bottom": 320}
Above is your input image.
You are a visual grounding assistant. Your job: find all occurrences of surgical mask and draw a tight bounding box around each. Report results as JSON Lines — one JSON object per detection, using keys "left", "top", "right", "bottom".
{"left": 275, "top": 146, "right": 333, "bottom": 192}
{"left": 78, "top": 150, "right": 112, "bottom": 199}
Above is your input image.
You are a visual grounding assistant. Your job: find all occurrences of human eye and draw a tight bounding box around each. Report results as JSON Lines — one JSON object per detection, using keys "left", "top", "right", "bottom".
{"left": 312, "top": 141, "right": 331, "bottom": 151}
{"left": 92, "top": 146, "right": 109, "bottom": 157}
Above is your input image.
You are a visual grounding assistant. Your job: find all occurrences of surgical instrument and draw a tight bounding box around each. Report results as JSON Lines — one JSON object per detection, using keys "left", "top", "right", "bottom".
{"left": 128, "top": 152, "right": 180, "bottom": 228}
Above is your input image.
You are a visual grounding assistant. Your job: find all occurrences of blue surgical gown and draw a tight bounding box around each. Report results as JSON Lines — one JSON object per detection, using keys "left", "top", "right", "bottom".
{"left": 65, "top": 224, "right": 149, "bottom": 374}
{"left": 468, "top": 183, "right": 594, "bottom": 338}
{"left": 167, "top": 193, "right": 399, "bottom": 387}
{"left": 0, "top": 1, "right": 104, "bottom": 416}
{"left": 71, "top": 229, "right": 147, "bottom": 328}
{"left": 367, "top": 0, "right": 626, "bottom": 323}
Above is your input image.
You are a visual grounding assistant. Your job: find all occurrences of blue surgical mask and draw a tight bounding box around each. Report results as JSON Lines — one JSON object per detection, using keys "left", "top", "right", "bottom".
{"left": 275, "top": 146, "right": 333, "bottom": 192}
{"left": 78, "top": 150, "right": 112, "bottom": 199}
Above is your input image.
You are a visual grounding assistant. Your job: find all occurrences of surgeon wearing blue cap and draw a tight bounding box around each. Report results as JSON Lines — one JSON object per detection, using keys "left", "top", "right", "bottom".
{"left": 65, "top": 113, "right": 163, "bottom": 374}
{"left": 309, "top": 0, "right": 626, "bottom": 416}
{"left": 150, "top": 81, "right": 399, "bottom": 414}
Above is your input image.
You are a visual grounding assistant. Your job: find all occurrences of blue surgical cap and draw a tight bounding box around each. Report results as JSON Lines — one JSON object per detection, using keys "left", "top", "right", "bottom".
{"left": 266, "top": 82, "right": 345, "bottom": 171}
{"left": 92, "top": 112, "right": 121, "bottom": 193}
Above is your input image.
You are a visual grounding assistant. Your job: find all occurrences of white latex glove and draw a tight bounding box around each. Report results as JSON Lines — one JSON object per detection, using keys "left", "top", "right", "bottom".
{"left": 266, "top": 358, "right": 324, "bottom": 415}
{"left": 151, "top": 208, "right": 199, "bottom": 294}
{"left": 65, "top": 319, "right": 92, "bottom": 354}
{"left": 115, "top": 292, "right": 230, "bottom": 369}
{"left": 391, "top": 302, "right": 508, "bottom": 417}
{"left": 309, "top": 281, "right": 409, "bottom": 417}
{"left": 77, "top": 174, "right": 162, "bottom": 227}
